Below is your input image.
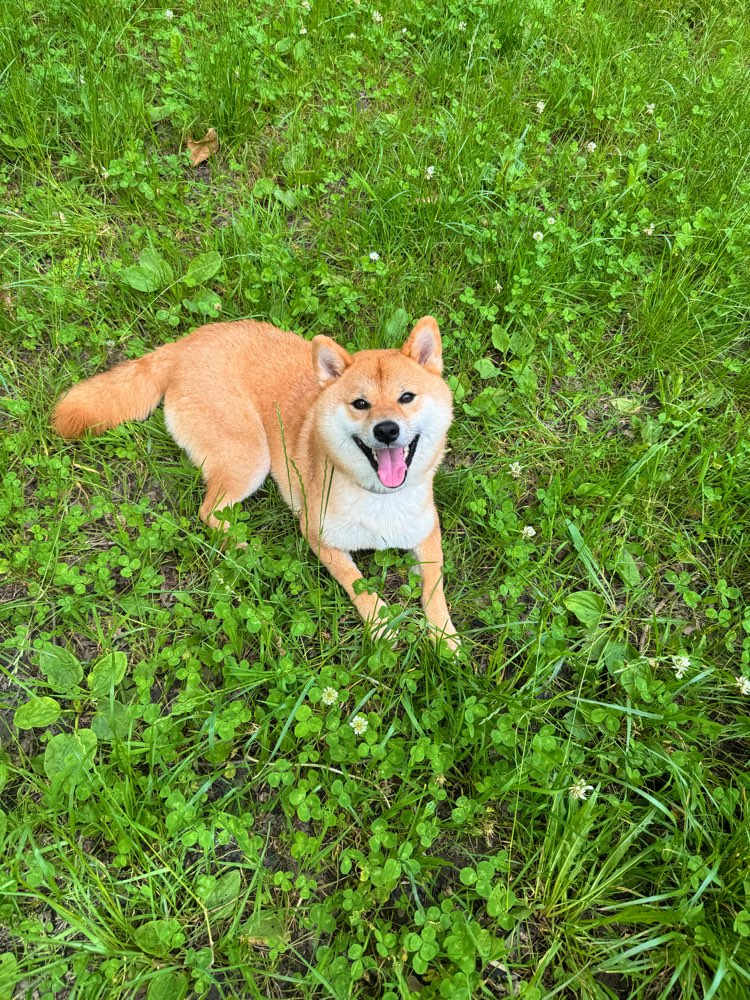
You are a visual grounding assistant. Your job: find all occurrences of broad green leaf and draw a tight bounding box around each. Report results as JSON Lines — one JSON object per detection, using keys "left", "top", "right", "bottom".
{"left": 91, "top": 700, "right": 131, "bottom": 740}
{"left": 273, "top": 187, "right": 298, "bottom": 209}
{"left": 474, "top": 357, "right": 501, "bottom": 379}
{"left": 202, "top": 870, "right": 242, "bottom": 909}
{"left": 282, "top": 143, "right": 306, "bottom": 173}
{"left": 384, "top": 308, "right": 408, "bottom": 343}
{"left": 241, "top": 911, "right": 288, "bottom": 950}
{"left": 615, "top": 545, "right": 641, "bottom": 588}
{"left": 486, "top": 884, "right": 517, "bottom": 919}
{"left": 0, "top": 133, "right": 28, "bottom": 149}
{"left": 14, "top": 696, "right": 61, "bottom": 730}
{"left": 134, "top": 919, "right": 185, "bottom": 957}
{"left": 509, "top": 329, "right": 534, "bottom": 356}
{"left": 491, "top": 325, "right": 510, "bottom": 352}
{"left": 44, "top": 730, "right": 97, "bottom": 782}
{"left": 88, "top": 651, "right": 127, "bottom": 699}
{"left": 148, "top": 972, "right": 188, "bottom": 1000}
{"left": 139, "top": 247, "right": 173, "bottom": 283}
{"left": 121, "top": 266, "right": 159, "bottom": 292}
{"left": 183, "top": 288, "right": 222, "bottom": 315}
{"left": 122, "top": 248, "right": 174, "bottom": 292}
{"left": 183, "top": 251, "right": 223, "bottom": 288}
{"left": 563, "top": 590, "right": 605, "bottom": 627}
{"left": 39, "top": 642, "right": 83, "bottom": 694}
{"left": 610, "top": 396, "right": 640, "bottom": 414}
{"left": 0, "top": 952, "right": 18, "bottom": 1000}
{"left": 251, "top": 177, "right": 275, "bottom": 198}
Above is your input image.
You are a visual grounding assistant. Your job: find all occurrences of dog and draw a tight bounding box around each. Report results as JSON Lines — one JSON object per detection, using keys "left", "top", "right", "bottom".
{"left": 52, "top": 316, "right": 458, "bottom": 648}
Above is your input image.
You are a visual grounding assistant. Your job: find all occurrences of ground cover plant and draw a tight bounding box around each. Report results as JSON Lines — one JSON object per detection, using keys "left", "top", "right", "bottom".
{"left": 1, "top": 0, "right": 749, "bottom": 996}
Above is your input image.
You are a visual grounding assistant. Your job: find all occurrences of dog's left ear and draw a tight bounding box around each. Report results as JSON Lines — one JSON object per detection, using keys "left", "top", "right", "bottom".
{"left": 402, "top": 316, "right": 442, "bottom": 374}
{"left": 312, "top": 335, "right": 353, "bottom": 386}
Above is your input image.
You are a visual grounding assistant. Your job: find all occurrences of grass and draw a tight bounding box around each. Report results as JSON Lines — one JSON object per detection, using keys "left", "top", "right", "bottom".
{"left": 1, "top": 0, "right": 749, "bottom": 996}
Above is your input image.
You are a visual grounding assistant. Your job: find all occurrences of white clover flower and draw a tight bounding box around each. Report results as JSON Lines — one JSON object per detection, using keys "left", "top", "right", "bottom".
{"left": 299, "top": 26, "right": 307, "bottom": 34}
{"left": 350, "top": 714, "right": 369, "bottom": 736}
{"left": 494, "top": 281, "right": 503, "bottom": 292}
{"left": 165, "top": 8, "right": 174, "bottom": 18}
{"left": 735, "top": 676, "right": 750, "bottom": 696}
{"left": 547, "top": 216, "right": 556, "bottom": 226}
{"left": 301, "top": 0, "right": 311, "bottom": 10}
{"left": 372, "top": 10, "right": 383, "bottom": 24}
{"left": 536, "top": 100, "right": 546, "bottom": 113}
{"left": 402, "top": 26, "right": 408, "bottom": 34}
{"left": 533, "top": 230, "right": 544, "bottom": 242}
{"left": 348, "top": 32, "right": 356, "bottom": 38}
{"left": 585, "top": 141, "right": 597, "bottom": 153}
{"left": 100, "top": 167, "right": 110, "bottom": 179}
{"left": 509, "top": 461, "right": 522, "bottom": 479}
{"left": 425, "top": 165, "right": 436, "bottom": 180}
{"left": 369, "top": 251, "right": 380, "bottom": 261}
{"left": 569, "top": 779, "right": 594, "bottom": 801}
{"left": 671, "top": 655, "right": 691, "bottom": 679}
{"left": 644, "top": 223, "right": 655, "bottom": 236}
{"left": 646, "top": 103, "right": 655, "bottom": 115}
{"left": 320, "top": 686, "right": 339, "bottom": 706}
{"left": 458, "top": 20, "right": 467, "bottom": 31}
{"left": 212, "top": 300, "right": 222, "bottom": 312}
{"left": 521, "top": 526, "right": 536, "bottom": 539}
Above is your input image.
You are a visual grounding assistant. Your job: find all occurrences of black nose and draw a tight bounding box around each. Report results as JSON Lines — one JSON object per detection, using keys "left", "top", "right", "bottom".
{"left": 373, "top": 420, "right": 400, "bottom": 444}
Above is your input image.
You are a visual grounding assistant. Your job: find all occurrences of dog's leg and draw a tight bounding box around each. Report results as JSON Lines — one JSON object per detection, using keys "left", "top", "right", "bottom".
{"left": 413, "top": 523, "right": 459, "bottom": 650}
{"left": 199, "top": 459, "right": 269, "bottom": 532}
{"left": 164, "top": 399, "right": 271, "bottom": 534}
{"left": 315, "top": 543, "right": 389, "bottom": 635}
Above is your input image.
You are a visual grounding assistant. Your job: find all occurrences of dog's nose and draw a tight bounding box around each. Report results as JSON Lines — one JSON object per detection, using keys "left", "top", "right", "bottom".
{"left": 373, "top": 420, "right": 400, "bottom": 444}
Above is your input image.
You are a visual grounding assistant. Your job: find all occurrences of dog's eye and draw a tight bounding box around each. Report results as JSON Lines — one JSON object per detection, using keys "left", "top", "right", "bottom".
{"left": 351, "top": 398, "right": 370, "bottom": 410}
{"left": 399, "top": 392, "right": 416, "bottom": 404}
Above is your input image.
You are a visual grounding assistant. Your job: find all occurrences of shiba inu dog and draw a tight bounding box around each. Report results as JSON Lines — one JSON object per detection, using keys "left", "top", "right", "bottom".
{"left": 52, "top": 317, "right": 458, "bottom": 648}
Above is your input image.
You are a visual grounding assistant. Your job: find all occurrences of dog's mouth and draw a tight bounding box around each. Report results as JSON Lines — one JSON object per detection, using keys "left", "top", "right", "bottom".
{"left": 353, "top": 435, "right": 420, "bottom": 489}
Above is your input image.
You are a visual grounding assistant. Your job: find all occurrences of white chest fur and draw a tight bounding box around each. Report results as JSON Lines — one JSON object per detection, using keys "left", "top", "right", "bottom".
{"left": 320, "top": 478, "right": 435, "bottom": 552}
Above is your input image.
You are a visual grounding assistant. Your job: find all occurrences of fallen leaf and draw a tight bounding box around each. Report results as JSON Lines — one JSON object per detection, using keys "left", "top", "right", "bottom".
{"left": 187, "top": 127, "right": 218, "bottom": 167}
{"left": 1, "top": 289, "right": 13, "bottom": 315}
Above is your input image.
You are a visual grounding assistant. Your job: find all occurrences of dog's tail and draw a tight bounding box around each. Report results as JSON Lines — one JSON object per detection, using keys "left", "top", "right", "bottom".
{"left": 52, "top": 342, "right": 178, "bottom": 438}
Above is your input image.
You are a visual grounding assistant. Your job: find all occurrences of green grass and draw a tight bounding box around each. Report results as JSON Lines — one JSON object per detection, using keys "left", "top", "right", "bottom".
{"left": 1, "top": 0, "right": 750, "bottom": 996}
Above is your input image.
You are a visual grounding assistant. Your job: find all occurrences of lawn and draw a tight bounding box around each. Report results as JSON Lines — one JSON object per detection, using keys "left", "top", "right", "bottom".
{"left": 1, "top": 0, "right": 750, "bottom": 997}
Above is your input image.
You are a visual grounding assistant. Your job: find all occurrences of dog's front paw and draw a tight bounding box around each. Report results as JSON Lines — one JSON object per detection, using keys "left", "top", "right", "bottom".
{"left": 428, "top": 619, "right": 461, "bottom": 654}
{"left": 368, "top": 608, "right": 400, "bottom": 646}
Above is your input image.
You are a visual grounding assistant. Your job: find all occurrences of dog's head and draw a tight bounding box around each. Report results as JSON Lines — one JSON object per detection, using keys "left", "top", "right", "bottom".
{"left": 312, "top": 317, "right": 453, "bottom": 493}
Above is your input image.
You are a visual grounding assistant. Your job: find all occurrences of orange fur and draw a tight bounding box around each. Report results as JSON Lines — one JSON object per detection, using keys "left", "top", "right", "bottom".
{"left": 53, "top": 343, "right": 178, "bottom": 437}
{"left": 52, "top": 318, "right": 458, "bottom": 647}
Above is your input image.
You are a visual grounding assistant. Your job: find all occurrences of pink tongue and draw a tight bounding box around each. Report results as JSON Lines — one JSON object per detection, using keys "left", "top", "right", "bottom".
{"left": 376, "top": 446, "right": 407, "bottom": 488}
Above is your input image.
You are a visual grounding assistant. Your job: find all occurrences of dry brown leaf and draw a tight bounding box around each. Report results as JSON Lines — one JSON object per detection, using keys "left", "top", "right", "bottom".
{"left": 187, "top": 127, "right": 218, "bottom": 167}
{"left": 1, "top": 289, "right": 13, "bottom": 315}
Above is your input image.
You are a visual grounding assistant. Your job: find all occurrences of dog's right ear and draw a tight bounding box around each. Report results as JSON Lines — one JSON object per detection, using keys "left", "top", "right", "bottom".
{"left": 312, "top": 336, "right": 353, "bottom": 385}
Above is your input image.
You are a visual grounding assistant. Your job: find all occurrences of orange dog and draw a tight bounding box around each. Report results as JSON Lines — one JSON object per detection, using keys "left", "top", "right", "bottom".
{"left": 53, "top": 317, "right": 458, "bottom": 647}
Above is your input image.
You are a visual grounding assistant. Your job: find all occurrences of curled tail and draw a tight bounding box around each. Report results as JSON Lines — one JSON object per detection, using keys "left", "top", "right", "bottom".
{"left": 52, "top": 342, "right": 178, "bottom": 438}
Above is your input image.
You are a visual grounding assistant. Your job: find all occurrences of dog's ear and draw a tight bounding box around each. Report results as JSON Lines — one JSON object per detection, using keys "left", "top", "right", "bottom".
{"left": 402, "top": 316, "right": 442, "bottom": 374}
{"left": 312, "top": 335, "right": 353, "bottom": 385}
